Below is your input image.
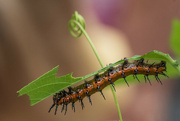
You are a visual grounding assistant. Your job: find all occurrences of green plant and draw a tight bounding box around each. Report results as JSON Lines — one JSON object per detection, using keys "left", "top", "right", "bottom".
{"left": 17, "top": 11, "right": 180, "bottom": 121}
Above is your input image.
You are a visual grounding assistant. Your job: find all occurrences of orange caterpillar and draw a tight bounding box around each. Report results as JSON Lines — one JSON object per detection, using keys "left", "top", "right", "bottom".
{"left": 48, "top": 58, "right": 168, "bottom": 115}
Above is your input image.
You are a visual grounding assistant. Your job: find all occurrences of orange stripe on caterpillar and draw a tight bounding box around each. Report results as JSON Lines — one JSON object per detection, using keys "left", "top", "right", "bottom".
{"left": 48, "top": 58, "right": 168, "bottom": 115}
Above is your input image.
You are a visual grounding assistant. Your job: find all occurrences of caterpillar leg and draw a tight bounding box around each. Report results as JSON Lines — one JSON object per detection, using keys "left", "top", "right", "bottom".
{"left": 160, "top": 72, "right": 169, "bottom": 78}
{"left": 155, "top": 75, "right": 163, "bottom": 85}
{"left": 123, "top": 77, "right": 129, "bottom": 87}
{"left": 88, "top": 95, "right": 92, "bottom": 105}
{"left": 108, "top": 79, "right": 116, "bottom": 92}
{"left": 48, "top": 103, "right": 55, "bottom": 113}
{"left": 80, "top": 99, "right": 84, "bottom": 109}
{"left": 134, "top": 74, "right": 140, "bottom": 83}
{"left": 144, "top": 75, "right": 152, "bottom": 86}
{"left": 72, "top": 102, "right": 75, "bottom": 112}
{"left": 122, "top": 72, "right": 129, "bottom": 87}
{"left": 97, "top": 86, "right": 106, "bottom": 100}
{"left": 61, "top": 98, "right": 67, "bottom": 113}
{"left": 144, "top": 75, "right": 147, "bottom": 83}
{"left": 64, "top": 104, "right": 67, "bottom": 115}
{"left": 146, "top": 75, "right": 152, "bottom": 86}
{"left": 86, "top": 91, "right": 92, "bottom": 105}
{"left": 54, "top": 104, "right": 58, "bottom": 115}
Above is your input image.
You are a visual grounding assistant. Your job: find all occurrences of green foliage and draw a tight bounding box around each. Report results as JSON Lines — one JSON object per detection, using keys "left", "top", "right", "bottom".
{"left": 170, "top": 19, "right": 180, "bottom": 59}
{"left": 17, "top": 50, "right": 180, "bottom": 106}
{"left": 17, "top": 66, "right": 82, "bottom": 106}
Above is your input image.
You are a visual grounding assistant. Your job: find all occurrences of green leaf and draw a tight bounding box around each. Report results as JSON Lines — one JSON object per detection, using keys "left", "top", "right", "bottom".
{"left": 17, "top": 66, "right": 83, "bottom": 106}
{"left": 170, "top": 19, "right": 180, "bottom": 59}
{"left": 17, "top": 50, "right": 180, "bottom": 106}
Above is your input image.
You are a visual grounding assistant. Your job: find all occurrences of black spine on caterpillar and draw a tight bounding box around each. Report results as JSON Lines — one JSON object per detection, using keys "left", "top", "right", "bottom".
{"left": 94, "top": 74, "right": 106, "bottom": 100}
{"left": 67, "top": 87, "right": 76, "bottom": 112}
{"left": 121, "top": 58, "right": 129, "bottom": 86}
{"left": 122, "top": 58, "right": 128, "bottom": 70}
{"left": 84, "top": 80, "right": 92, "bottom": 105}
{"left": 136, "top": 58, "right": 144, "bottom": 67}
{"left": 76, "top": 89, "right": 84, "bottom": 110}
{"left": 107, "top": 66, "right": 116, "bottom": 91}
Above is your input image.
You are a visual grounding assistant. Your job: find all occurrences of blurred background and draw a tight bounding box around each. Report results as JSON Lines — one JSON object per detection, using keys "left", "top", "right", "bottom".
{"left": 0, "top": 0, "right": 180, "bottom": 121}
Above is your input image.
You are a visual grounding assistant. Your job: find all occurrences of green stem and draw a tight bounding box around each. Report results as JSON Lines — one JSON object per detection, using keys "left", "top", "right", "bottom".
{"left": 70, "top": 20, "right": 123, "bottom": 121}
{"left": 111, "top": 86, "right": 123, "bottom": 121}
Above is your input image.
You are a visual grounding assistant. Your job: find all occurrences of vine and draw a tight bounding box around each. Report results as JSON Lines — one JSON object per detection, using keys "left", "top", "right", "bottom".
{"left": 68, "top": 11, "right": 123, "bottom": 121}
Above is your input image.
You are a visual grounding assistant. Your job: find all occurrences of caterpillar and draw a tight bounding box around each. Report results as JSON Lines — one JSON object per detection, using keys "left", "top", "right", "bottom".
{"left": 48, "top": 58, "right": 168, "bottom": 115}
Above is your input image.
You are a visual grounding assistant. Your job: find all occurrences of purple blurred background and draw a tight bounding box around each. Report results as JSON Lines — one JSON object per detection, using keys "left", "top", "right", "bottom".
{"left": 0, "top": 0, "right": 180, "bottom": 121}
